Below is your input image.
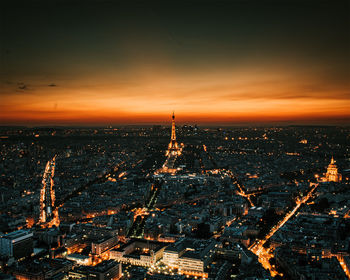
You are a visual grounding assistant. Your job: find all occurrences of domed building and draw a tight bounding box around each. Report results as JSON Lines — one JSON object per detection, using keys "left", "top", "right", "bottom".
{"left": 323, "top": 157, "right": 342, "bottom": 182}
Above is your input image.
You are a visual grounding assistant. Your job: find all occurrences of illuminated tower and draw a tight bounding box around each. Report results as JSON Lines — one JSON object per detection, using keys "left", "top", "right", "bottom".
{"left": 325, "top": 157, "right": 342, "bottom": 182}
{"left": 166, "top": 112, "right": 181, "bottom": 156}
{"left": 39, "top": 155, "right": 60, "bottom": 227}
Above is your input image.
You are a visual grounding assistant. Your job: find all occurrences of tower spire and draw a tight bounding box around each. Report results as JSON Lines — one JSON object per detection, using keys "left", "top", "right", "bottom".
{"left": 166, "top": 112, "right": 181, "bottom": 156}
{"left": 171, "top": 111, "right": 176, "bottom": 141}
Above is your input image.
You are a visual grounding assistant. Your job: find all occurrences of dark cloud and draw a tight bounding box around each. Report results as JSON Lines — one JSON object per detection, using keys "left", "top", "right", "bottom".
{"left": 17, "top": 82, "right": 29, "bottom": 91}
{"left": 48, "top": 83, "right": 57, "bottom": 87}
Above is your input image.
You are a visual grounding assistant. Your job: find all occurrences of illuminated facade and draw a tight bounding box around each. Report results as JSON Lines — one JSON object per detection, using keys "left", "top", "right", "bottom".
{"left": 39, "top": 155, "right": 60, "bottom": 227}
{"left": 165, "top": 112, "right": 181, "bottom": 156}
{"left": 324, "top": 157, "right": 342, "bottom": 182}
{"left": 110, "top": 240, "right": 165, "bottom": 267}
{"left": 163, "top": 238, "right": 216, "bottom": 277}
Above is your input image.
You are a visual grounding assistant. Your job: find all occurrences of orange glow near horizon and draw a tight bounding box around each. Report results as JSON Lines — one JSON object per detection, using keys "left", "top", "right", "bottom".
{"left": 1, "top": 0, "right": 349, "bottom": 126}
{"left": 1, "top": 67, "right": 349, "bottom": 125}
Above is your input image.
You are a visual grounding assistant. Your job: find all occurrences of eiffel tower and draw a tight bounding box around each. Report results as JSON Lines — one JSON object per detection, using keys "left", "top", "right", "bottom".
{"left": 166, "top": 112, "right": 181, "bottom": 156}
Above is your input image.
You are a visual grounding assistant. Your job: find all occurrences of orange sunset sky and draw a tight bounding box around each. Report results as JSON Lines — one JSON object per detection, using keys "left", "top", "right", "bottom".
{"left": 1, "top": 0, "right": 349, "bottom": 126}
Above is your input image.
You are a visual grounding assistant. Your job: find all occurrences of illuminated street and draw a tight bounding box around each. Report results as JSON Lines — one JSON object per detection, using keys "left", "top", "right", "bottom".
{"left": 249, "top": 183, "right": 320, "bottom": 276}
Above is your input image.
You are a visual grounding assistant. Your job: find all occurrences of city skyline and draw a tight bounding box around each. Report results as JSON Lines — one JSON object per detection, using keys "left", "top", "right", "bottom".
{"left": 1, "top": 122, "right": 349, "bottom": 279}
{"left": 1, "top": 0, "right": 349, "bottom": 126}
{"left": 1, "top": 1, "right": 350, "bottom": 277}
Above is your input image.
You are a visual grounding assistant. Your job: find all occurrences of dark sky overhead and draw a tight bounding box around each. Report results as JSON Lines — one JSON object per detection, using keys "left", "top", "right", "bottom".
{"left": 0, "top": 0, "right": 349, "bottom": 125}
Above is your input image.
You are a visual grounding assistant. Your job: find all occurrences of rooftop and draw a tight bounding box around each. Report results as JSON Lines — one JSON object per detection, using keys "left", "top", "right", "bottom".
{"left": 1, "top": 229, "right": 32, "bottom": 240}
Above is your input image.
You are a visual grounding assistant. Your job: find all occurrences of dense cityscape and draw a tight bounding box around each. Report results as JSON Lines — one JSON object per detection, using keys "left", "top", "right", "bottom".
{"left": 0, "top": 114, "right": 349, "bottom": 279}
{"left": 1, "top": 0, "right": 349, "bottom": 278}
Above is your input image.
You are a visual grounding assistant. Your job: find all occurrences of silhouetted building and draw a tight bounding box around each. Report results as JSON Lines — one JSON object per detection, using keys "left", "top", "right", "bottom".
{"left": 0, "top": 230, "right": 33, "bottom": 259}
{"left": 69, "top": 260, "right": 122, "bottom": 280}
